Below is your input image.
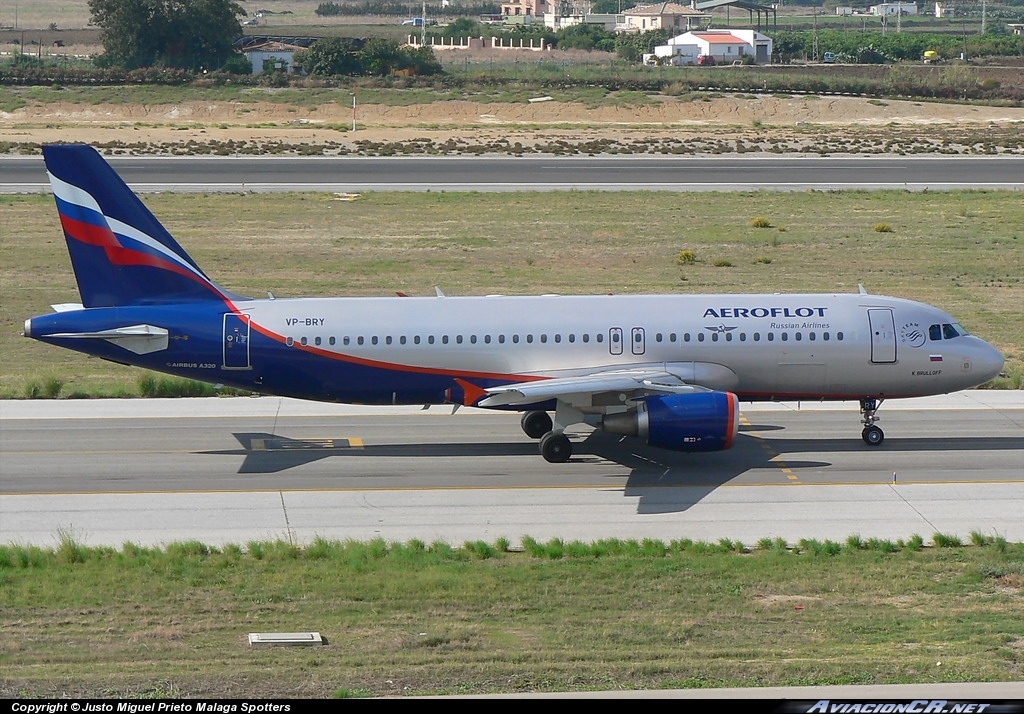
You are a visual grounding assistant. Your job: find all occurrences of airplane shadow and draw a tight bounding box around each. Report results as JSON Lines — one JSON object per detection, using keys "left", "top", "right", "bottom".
{"left": 199, "top": 428, "right": 1022, "bottom": 515}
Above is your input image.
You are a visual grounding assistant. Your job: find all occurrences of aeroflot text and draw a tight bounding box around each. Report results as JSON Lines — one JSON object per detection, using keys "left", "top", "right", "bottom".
{"left": 806, "top": 701, "right": 991, "bottom": 713}
{"left": 703, "top": 307, "right": 828, "bottom": 319}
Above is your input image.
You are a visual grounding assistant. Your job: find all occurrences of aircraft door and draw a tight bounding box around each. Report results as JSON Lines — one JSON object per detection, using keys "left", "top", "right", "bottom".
{"left": 223, "top": 313, "right": 251, "bottom": 369}
{"left": 609, "top": 327, "right": 623, "bottom": 356}
{"left": 631, "top": 327, "right": 646, "bottom": 355}
{"left": 867, "top": 308, "right": 897, "bottom": 364}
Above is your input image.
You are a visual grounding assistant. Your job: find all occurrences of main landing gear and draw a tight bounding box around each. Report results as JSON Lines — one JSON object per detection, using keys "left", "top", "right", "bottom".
{"left": 860, "top": 398, "right": 885, "bottom": 446}
{"left": 521, "top": 410, "right": 572, "bottom": 463}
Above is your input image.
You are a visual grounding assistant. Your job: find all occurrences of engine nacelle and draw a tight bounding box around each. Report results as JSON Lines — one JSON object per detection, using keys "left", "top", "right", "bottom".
{"left": 601, "top": 391, "right": 739, "bottom": 452}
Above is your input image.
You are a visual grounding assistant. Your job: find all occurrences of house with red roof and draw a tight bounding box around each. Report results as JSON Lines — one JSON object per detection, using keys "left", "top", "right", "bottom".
{"left": 646, "top": 28, "right": 772, "bottom": 66}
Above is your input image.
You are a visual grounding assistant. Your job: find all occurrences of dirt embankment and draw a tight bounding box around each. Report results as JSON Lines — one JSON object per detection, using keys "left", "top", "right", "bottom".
{"left": 4, "top": 91, "right": 1024, "bottom": 156}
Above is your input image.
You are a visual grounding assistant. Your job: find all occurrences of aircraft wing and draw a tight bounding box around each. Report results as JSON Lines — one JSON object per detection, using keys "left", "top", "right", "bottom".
{"left": 476, "top": 368, "right": 709, "bottom": 408}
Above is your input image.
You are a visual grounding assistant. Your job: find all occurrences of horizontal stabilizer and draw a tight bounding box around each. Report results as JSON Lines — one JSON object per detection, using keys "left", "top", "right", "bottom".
{"left": 46, "top": 324, "right": 169, "bottom": 355}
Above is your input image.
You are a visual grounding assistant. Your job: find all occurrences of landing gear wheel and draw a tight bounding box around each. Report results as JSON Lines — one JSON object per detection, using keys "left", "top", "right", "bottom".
{"left": 859, "top": 397, "right": 884, "bottom": 445}
{"left": 862, "top": 425, "right": 884, "bottom": 446}
{"left": 539, "top": 431, "right": 572, "bottom": 463}
{"left": 521, "top": 411, "right": 553, "bottom": 439}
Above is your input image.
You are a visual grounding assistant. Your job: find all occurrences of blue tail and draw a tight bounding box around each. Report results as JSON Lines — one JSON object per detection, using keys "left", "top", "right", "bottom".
{"left": 43, "top": 144, "right": 244, "bottom": 307}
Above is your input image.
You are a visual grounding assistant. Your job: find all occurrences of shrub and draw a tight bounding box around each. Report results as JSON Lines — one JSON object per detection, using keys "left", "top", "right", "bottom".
{"left": 676, "top": 249, "right": 696, "bottom": 264}
{"left": 750, "top": 216, "right": 772, "bottom": 228}
{"left": 713, "top": 259, "right": 734, "bottom": 267}
{"left": 933, "top": 532, "right": 963, "bottom": 548}
{"left": 873, "top": 222, "right": 894, "bottom": 233}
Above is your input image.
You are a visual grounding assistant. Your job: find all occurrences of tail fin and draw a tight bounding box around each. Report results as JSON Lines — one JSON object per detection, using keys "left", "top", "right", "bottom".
{"left": 43, "top": 144, "right": 244, "bottom": 307}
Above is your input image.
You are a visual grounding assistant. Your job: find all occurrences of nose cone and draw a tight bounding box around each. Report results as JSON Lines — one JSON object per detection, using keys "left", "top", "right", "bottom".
{"left": 971, "top": 337, "right": 1005, "bottom": 385}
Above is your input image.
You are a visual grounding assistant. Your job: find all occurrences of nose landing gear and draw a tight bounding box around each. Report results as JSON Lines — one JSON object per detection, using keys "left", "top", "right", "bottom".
{"left": 860, "top": 398, "right": 885, "bottom": 445}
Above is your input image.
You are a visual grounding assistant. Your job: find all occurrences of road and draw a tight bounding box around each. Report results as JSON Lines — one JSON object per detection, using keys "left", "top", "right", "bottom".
{"left": 3, "top": 155, "right": 1024, "bottom": 192}
{"left": 2, "top": 392, "right": 1021, "bottom": 548}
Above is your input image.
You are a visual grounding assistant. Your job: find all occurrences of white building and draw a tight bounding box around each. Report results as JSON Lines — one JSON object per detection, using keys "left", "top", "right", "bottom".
{"left": 618, "top": 3, "right": 708, "bottom": 33}
{"left": 869, "top": 2, "right": 918, "bottom": 16}
{"left": 242, "top": 41, "right": 305, "bottom": 74}
{"left": 646, "top": 29, "right": 772, "bottom": 66}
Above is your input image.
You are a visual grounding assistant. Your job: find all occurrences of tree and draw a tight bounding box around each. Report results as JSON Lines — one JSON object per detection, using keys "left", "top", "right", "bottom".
{"left": 89, "top": 0, "right": 246, "bottom": 70}
{"left": 294, "top": 37, "right": 365, "bottom": 76}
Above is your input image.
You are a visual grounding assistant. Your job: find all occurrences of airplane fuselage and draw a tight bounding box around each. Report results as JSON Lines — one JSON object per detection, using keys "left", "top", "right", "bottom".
{"left": 27, "top": 292, "right": 999, "bottom": 406}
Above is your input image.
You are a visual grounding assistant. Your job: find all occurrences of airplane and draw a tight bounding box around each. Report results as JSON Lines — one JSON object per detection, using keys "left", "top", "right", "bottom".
{"left": 24, "top": 145, "right": 1005, "bottom": 463}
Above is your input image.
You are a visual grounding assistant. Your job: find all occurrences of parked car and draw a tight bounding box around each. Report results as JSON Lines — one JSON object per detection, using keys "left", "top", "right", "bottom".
{"left": 402, "top": 18, "right": 437, "bottom": 26}
{"left": 697, "top": 55, "right": 716, "bottom": 66}
{"left": 822, "top": 52, "right": 836, "bottom": 64}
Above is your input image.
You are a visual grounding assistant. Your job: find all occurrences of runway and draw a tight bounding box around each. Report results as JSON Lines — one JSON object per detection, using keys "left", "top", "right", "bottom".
{"left": 3, "top": 155, "right": 1024, "bottom": 192}
{"left": 2, "top": 392, "right": 1021, "bottom": 548}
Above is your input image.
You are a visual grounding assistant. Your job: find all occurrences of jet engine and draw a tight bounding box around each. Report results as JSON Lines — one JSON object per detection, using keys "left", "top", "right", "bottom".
{"left": 601, "top": 391, "right": 739, "bottom": 452}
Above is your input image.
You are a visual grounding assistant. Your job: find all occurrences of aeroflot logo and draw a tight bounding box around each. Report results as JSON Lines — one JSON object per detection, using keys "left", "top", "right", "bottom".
{"left": 703, "top": 307, "right": 828, "bottom": 319}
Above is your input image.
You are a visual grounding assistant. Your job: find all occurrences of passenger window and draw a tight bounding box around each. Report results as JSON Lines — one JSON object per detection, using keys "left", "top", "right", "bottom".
{"left": 329, "top": 336, "right": 336, "bottom": 346}
{"left": 314, "top": 336, "right": 322, "bottom": 346}
{"left": 442, "top": 335, "right": 449, "bottom": 344}
{"left": 300, "top": 337, "right": 308, "bottom": 346}
{"left": 837, "top": 332, "right": 844, "bottom": 341}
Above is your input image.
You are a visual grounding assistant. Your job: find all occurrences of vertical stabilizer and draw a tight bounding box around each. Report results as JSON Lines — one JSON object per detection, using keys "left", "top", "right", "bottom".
{"left": 43, "top": 145, "right": 242, "bottom": 307}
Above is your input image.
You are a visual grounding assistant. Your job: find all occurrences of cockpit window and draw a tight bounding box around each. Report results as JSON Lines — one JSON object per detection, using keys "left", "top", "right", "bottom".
{"left": 947, "top": 322, "right": 968, "bottom": 338}
{"left": 930, "top": 323, "right": 968, "bottom": 341}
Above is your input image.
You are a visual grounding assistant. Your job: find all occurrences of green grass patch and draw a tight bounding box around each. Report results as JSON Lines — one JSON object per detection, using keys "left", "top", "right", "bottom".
{"left": 0, "top": 535, "right": 1020, "bottom": 697}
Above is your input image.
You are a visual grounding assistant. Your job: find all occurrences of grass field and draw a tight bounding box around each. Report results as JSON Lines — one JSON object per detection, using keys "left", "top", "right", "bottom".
{"left": 3, "top": 189, "right": 1022, "bottom": 398}
{"left": 1, "top": 535, "right": 1022, "bottom": 698}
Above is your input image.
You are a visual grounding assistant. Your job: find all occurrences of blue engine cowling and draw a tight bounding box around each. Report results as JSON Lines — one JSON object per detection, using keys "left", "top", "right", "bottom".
{"left": 601, "top": 391, "right": 739, "bottom": 452}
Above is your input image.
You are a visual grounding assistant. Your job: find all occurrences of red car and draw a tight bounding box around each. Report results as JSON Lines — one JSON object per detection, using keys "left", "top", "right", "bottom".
{"left": 697, "top": 55, "right": 716, "bottom": 66}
